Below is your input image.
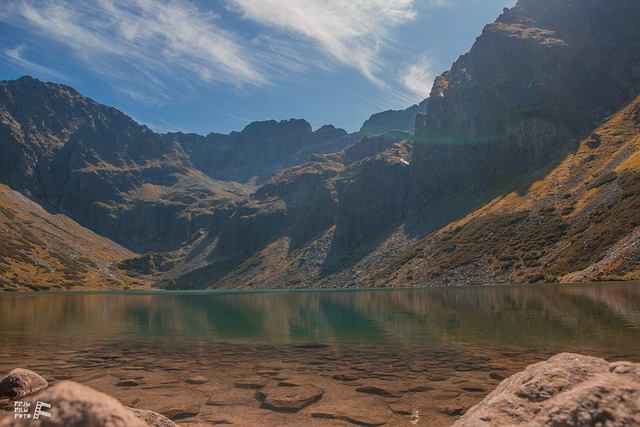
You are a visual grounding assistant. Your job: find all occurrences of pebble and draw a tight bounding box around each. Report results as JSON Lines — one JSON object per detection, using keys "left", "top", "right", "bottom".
{"left": 185, "top": 376, "right": 209, "bottom": 385}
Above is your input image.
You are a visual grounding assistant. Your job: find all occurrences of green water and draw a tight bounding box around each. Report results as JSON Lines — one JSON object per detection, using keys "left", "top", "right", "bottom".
{"left": 1, "top": 282, "right": 639, "bottom": 358}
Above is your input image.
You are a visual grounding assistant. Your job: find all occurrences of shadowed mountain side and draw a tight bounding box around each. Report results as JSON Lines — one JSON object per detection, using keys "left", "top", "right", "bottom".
{"left": 0, "top": 76, "right": 251, "bottom": 253}
{"left": 149, "top": 137, "right": 425, "bottom": 289}
{"left": 156, "top": 141, "right": 428, "bottom": 289}
{"left": 0, "top": 184, "right": 148, "bottom": 291}
{"left": 366, "top": 92, "right": 640, "bottom": 287}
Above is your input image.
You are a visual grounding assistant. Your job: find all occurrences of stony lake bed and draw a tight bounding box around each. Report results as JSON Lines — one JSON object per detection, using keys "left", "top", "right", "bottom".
{"left": 1, "top": 282, "right": 639, "bottom": 426}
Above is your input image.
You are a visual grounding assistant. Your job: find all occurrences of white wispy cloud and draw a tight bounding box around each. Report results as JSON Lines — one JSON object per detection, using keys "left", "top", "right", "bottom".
{"left": 2, "top": 45, "right": 71, "bottom": 81}
{"left": 1, "top": 0, "right": 264, "bottom": 102}
{"left": 226, "top": 0, "right": 417, "bottom": 86}
{"left": 399, "top": 54, "right": 437, "bottom": 101}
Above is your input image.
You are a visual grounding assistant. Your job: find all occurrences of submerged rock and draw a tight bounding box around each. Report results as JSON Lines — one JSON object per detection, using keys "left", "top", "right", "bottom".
{"left": 130, "top": 408, "right": 178, "bottom": 427}
{"left": 185, "top": 376, "right": 209, "bottom": 385}
{"left": 311, "top": 411, "right": 388, "bottom": 426}
{"left": 0, "top": 368, "right": 48, "bottom": 398}
{"left": 233, "top": 376, "right": 269, "bottom": 389}
{"left": 255, "top": 384, "right": 324, "bottom": 412}
{"left": 157, "top": 405, "right": 200, "bottom": 421}
{"left": 355, "top": 386, "right": 405, "bottom": 399}
{"left": 115, "top": 379, "right": 140, "bottom": 387}
{"left": 310, "top": 399, "right": 392, "bottom": 427}
{"left": 453, "top": 353, "right": 640, "bottom": 426}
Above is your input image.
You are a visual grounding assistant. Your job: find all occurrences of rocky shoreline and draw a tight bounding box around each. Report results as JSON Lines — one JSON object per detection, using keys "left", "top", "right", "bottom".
{"left": 1, "top": 353, "right": 638, "bottom": 426}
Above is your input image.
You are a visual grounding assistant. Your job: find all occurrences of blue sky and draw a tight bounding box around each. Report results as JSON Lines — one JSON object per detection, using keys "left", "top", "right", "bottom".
{"left": 0, "top": 0, "right": 515, "bottom": 135}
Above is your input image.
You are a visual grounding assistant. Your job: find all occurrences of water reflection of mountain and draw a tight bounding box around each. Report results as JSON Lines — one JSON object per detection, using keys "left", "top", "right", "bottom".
{"left": 0, "top": 284, "right": 639, "bottom": 354}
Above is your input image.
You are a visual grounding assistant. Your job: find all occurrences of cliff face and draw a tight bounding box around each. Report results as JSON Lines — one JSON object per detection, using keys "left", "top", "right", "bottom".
{"left": 333, "top": 143, "right": 412, "bottom": 248}
{"left": 408, "top": 0, "right": 640, "bottom": 210}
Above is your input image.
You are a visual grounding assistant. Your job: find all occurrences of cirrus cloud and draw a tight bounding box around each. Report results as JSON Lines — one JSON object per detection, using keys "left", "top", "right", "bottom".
{"left": 1, "top": 0, "right": 264, "bottom": 102}
{"left": 400, "top": 54, "right": 437, "bottom": 100}
{"left": 226, "top": 0, "right": 417, "bottom": 86}
{"left": 1, "top": 0, "right": 439, "bottom": 110}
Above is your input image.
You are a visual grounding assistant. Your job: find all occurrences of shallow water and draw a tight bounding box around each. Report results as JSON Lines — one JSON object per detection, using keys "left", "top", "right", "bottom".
{"left": 1, "top": 282, "right": 639, "bottom": 425}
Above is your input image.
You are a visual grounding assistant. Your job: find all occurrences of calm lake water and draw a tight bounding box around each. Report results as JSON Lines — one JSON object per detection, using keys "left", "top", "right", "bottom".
{"left": 1, "top": 282, "right": 639, "bottom": 353}
{"left": 1, "top": 282, "right": 639, "bottom": 426}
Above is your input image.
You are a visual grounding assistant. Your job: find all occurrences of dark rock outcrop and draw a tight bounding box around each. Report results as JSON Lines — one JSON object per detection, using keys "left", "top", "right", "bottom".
{"left": 333, "top": 142, "right": 412, "bottom": 248}
{"left": 453, "top": 353, "right": 640, "bottom": 426}
{"left": 341, "top": 135, "right": 401, "bottom": 165}
{"left": 0, "top": 369, "right": 47, "bottom": 398}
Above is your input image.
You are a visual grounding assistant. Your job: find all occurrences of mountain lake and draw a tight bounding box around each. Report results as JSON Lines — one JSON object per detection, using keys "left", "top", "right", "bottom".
{"left": 1, "top": 282, "right": 639, "bottom": 426}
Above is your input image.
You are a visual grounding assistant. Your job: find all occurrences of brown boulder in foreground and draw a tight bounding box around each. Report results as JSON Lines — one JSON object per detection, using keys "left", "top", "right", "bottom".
{"left": 0, "top": 381, "right": 148, "bottom": 427}
{"left": 0, "top": 369, "right": 48, "bottom": 398}
{"left": 454, "top": 353, "right": 640, "bottom": 426}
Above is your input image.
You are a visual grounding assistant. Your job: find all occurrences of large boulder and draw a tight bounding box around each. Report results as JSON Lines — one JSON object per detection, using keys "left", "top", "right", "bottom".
{"left": 0, "top": 369, "right": 48, "bottom": 398}
{"left": 454, "top": 353, "right": 640, "bottom": 426}
{"left": 0, "top": 381, "right": 148, "bottom": 427}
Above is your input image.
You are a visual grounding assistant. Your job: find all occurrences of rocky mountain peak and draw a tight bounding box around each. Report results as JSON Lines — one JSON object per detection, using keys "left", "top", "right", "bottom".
{"left": 239, "top": 118, "right": 313, "bottom": 138}
{"left": 359, "top": 100, "right": 427, "bottom": 135}
{"left": 169, "top": 118, "right": 357, "bottom": 184}
{"left": 408, "top": 0, "right": 640, "bottom": 211}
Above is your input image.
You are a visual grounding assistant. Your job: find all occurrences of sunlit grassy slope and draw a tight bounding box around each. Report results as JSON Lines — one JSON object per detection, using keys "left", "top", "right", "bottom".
{"left": 0, "top": 184, "right": 151, "bottom": 291}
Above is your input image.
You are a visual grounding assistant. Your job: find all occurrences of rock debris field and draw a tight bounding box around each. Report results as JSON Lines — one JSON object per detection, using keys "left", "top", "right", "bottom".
{"left": 0, "top": 341, "right": 639, "bottom": 426}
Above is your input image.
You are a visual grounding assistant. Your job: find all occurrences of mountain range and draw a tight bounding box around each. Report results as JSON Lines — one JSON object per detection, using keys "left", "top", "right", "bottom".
{"left": 1, "top": 0, "right": 639, "bottom": 291}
